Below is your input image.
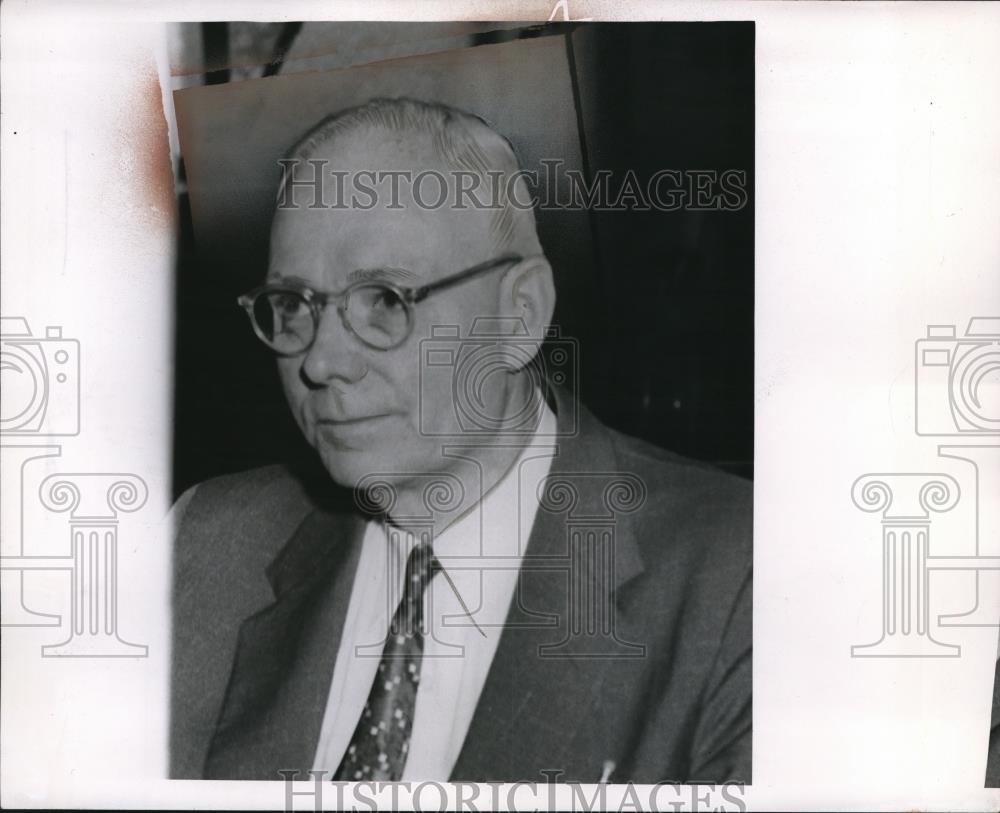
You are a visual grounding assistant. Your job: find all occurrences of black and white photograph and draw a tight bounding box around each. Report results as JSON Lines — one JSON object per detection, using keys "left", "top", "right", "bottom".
{"left": 169, "top": 21, "right": 754, "bottom": 785}
{"left": 1, "top": 3, "right": 998, "bottom": 812}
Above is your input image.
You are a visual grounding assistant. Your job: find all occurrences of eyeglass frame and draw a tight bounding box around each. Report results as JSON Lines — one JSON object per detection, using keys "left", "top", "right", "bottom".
{"left": 237, "top": 252, "right": 524, "bottom": 355}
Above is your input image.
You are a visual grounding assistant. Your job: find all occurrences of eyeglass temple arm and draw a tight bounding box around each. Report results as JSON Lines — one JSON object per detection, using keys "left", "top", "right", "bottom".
{"left": 411, "top": 254, "right": 522, "bottom": 303}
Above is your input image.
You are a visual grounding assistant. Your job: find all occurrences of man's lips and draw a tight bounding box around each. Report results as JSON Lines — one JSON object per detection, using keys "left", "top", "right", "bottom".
{"left": 315, "top": 414, "right": 393, "bottom": 426}
{"left": 312, "top": 414, "right": 396, "bottom": 450}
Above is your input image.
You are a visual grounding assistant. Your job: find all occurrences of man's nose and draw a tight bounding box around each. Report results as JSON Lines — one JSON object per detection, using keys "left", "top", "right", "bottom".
{"left": 300, "top": 305, "right": 369, "bottom": 386}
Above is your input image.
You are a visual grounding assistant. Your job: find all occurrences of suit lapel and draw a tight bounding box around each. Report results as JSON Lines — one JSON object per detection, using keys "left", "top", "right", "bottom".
{"left": 204, "top": 504, "right": 366, "bottom": 779}
{"left": 450, "top": 389, "right": 647, "bottom": 782}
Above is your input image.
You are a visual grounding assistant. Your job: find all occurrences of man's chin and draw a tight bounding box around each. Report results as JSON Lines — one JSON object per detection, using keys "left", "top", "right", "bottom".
{"left": 315, "top": 446, "right": 380, "bottom": 490}
{"left": 314, "top": 444, "right": 428, "bottom": 491}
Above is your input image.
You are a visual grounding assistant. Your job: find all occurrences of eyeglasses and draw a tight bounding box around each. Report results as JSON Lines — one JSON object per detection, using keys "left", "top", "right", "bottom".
{"left": 237, "top": 253, "right": 523, "bottom": 355}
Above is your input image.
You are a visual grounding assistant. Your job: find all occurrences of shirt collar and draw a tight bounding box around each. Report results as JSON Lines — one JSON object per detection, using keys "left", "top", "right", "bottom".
{"left": 432, "top": 397, "right": 557, "bottom": 560}
{"left": 383, "top": 395, "right": 558, "bottom": 562}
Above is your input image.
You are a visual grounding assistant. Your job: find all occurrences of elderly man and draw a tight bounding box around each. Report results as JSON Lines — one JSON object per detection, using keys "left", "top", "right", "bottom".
{"left": 170, "top": 98, "right": 752, "bottom": 784}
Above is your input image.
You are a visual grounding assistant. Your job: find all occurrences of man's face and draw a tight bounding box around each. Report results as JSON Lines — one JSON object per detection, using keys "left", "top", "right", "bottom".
{"left": 269, "top": 132, "right": 507, "bottom": 489}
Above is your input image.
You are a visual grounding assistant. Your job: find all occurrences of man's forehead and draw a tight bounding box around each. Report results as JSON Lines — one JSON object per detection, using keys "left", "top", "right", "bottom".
{"left": 270, "top": 126, "right": 499, "bottom": 278}
{"left": 269, "top": 197, "right": 492, "bottom": 282}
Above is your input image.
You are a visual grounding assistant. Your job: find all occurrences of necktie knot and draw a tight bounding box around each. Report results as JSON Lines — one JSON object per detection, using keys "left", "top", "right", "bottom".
{"left": 407, "top": 540, "right": 439, "bottom": 584}
{"left": 391, "top": 540, "right": 439, "bottom": 638}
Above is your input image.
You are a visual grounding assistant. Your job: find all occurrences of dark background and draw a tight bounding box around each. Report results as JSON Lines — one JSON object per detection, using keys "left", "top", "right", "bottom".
{"left": 172, "top": 22, "right": 754, "bottom": 498}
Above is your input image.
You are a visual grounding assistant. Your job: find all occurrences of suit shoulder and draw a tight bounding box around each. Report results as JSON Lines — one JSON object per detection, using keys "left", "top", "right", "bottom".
{"left": 604, "top": 426, "right": 752, "bottom": 569}
{"left": 608, "top": 427, "right": 751, "bottom": 502}
{"left": 173, "top": 463, "right": 317, "bottom": 573}
{"left": 183, "top": 462, "right": 308, "bottom": 507}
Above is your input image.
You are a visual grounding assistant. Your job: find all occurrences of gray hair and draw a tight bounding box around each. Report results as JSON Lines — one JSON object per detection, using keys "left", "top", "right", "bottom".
{"left": 279, "top": 97, "right": 541, "bottom": 254}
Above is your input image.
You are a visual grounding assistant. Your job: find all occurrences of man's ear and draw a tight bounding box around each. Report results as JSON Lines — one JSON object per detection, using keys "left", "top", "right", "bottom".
{"left": 499, "top": 255, "right": 556, "bottom": 336}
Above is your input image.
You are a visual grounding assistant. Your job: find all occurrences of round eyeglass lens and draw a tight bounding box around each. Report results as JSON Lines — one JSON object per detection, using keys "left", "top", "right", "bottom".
{"left": 253, "top": 289, "right": 315, "bottom": 354}
{"left": 345, "top": 284, "right": 412, "bottom": 349}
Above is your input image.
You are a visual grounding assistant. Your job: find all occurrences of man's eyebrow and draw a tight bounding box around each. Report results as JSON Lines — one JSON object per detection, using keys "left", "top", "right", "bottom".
{"left": 265, "top": 267, "right": 419, "bottom": 289}
{"left": 345, "top": 267, "right": 419, "bottom": 285}
{"left": 265, "top": 272, "right": 310, "bottom": 286}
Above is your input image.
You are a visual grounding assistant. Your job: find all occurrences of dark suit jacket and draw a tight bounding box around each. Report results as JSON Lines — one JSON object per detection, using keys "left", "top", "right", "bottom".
{"left": 171, "top": 387, "right": 753, "bottom": 783}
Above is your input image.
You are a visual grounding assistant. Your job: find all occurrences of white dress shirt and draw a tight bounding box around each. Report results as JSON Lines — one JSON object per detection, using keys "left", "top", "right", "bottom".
{"left": 312, "top": 402, "right": 558, "bottom": 780}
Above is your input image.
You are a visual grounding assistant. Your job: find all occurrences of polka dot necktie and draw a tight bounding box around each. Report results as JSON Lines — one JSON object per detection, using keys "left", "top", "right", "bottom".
{"left": 334, "top": 539, "right": 440, "bottom": 781}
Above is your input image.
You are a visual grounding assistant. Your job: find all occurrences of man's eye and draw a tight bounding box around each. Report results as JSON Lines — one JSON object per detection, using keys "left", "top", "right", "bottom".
{"left": 370, "top": 288, "right": 404, "bottom": 311}
{"left": 271, "top": 293, "right": 307, "bottom": 315}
